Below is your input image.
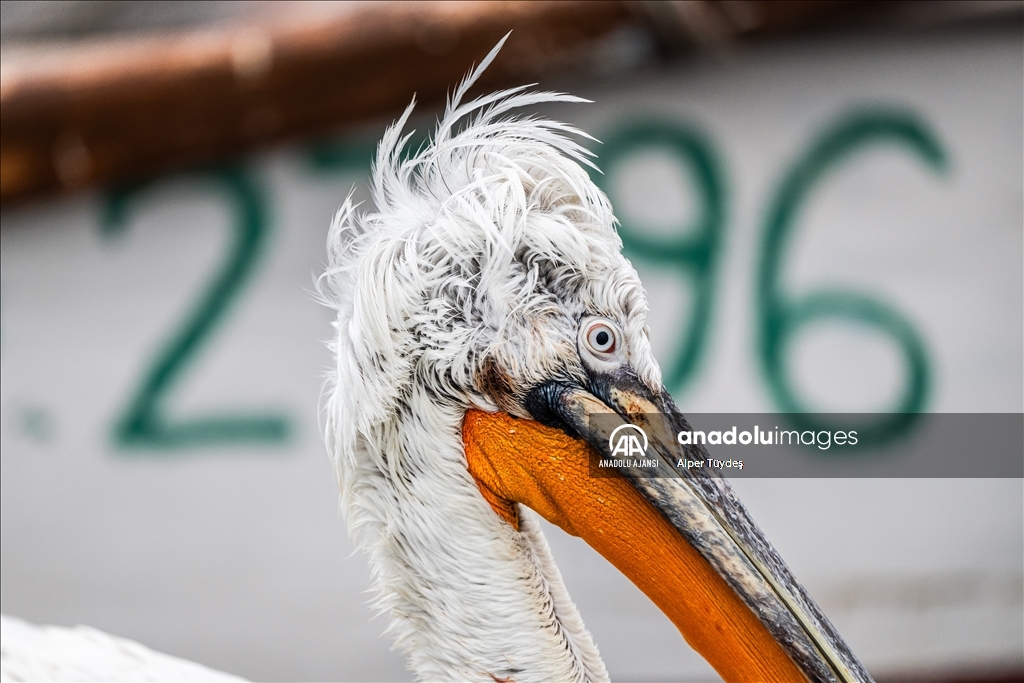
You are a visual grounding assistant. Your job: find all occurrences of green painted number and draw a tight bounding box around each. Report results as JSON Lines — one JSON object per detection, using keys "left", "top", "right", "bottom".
{"left": 307, "top": 138, "right": 377, "bottom": 173}
{"left": 104, "top": 167, "right": 289, "bottom": 449}
{"left": 306, "top": 128, "right": 430, "bottom": 174}
{"left": 758, "top": 111, "right": 946, "bottom": 446}
{"left": 594, "top": 122, "right": 726, "bottom": 393}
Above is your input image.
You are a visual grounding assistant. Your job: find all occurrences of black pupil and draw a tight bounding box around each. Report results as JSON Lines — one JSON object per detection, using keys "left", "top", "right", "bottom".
{"left": 595, "top": 330, "right": 610, "bottom": 347}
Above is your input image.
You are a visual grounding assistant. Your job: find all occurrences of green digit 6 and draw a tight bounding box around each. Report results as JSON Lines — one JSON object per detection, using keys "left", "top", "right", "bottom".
{"left": 104, "top": 167, "right": 290, "bottom": 449}
{"left": 595, "top": 123, "right": 725, "bottom": 394}
{"left": 758, "top": 111, "right": 946, "bottom": 446}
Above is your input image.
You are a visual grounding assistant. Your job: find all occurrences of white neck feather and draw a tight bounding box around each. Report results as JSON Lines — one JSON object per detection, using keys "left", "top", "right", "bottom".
{"left": 336, "top": 382, "right": 607, "bottom": 681}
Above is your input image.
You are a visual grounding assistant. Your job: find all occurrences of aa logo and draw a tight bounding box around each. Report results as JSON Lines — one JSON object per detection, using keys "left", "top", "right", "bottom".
{"left": 609, "top": 424, "right": 648, "bottom": 458}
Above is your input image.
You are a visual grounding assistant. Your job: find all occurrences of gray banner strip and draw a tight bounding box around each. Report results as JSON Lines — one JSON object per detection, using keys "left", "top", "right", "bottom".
{"left": 587, "top": 413, "right": 1023, "bottom": 478}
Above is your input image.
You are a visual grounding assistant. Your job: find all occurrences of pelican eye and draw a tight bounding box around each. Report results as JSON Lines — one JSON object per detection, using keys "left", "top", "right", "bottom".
{"left": 585, "top": 322, "right": 618, "bottom": 355}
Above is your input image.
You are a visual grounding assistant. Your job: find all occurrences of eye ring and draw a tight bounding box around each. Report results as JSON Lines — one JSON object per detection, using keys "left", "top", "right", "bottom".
{"left": 584, "top": 321, "right": 618, "bottom": 355}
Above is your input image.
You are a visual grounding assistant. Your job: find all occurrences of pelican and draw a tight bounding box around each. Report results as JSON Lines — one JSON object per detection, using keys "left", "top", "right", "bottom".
{"left": 0, "top": 38, "right": 872, "bottom": 683}
{"left": 319, "top": 37, "right": 872, "bottom": 683}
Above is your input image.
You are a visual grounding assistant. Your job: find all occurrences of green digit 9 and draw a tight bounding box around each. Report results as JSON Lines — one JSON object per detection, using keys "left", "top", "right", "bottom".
{"left": 594, "top": 123, "right": 725, "bottom": 393}
{"left": 758, "top": 111, "right": 947, "bottom": 446}
{"left": 104, "top": 167, "right": 290, "bottom": 449}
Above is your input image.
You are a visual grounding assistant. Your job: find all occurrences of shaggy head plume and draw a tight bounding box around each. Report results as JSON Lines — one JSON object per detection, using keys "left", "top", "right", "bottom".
{"left": 318, "top": 36, "right": 658, "bottom": 681}
{"left": 320, "top": 36, "right": 658, "bottom": 439}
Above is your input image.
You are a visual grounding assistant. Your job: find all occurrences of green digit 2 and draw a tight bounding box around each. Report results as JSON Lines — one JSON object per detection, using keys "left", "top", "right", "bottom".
{"left": 104, "top": 167, "right": 289, "bottom": 449}
{"left": 758, "top": 111, "right": 946, "bottom": 446}
{"left": 595, "top": 122, "right": 725, "bottom": 393}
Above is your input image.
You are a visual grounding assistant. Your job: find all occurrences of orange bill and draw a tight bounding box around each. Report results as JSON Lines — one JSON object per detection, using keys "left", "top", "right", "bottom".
{"left": 461, "top": 371, "right": 870, "bottom": 683}
{"left": 464, "top": 409, "right": 807, "bottom": 682}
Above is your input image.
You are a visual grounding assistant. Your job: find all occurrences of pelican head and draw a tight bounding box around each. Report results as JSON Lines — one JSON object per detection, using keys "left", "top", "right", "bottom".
{"left": 321, "top": 38, "right": 872, "bottom": 683}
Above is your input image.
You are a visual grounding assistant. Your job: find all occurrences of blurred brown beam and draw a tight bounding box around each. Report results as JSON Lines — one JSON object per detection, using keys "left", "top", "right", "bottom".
{"left": 0, "top": 1, "right": 637, "bottom": 204}
{"left": 0, "top": 0, "right": 888, "bottom": 206}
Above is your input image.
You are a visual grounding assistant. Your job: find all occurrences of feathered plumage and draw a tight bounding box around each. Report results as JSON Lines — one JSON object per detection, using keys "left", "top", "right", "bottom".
{"left": 318, "top": 36, "right": 661, "bottom": 681}
{"left": 0, "top": 615, "right": 241, "bottom": 682}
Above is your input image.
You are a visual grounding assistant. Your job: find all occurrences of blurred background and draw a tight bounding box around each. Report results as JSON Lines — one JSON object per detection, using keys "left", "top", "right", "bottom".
{"left": 1, "top": 1, "right": 1022, "bottom": 681}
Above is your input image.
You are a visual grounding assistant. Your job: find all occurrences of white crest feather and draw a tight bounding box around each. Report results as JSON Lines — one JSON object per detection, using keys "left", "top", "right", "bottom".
{"left": 320, "top": 37, "right": 661, "bottom": 682}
